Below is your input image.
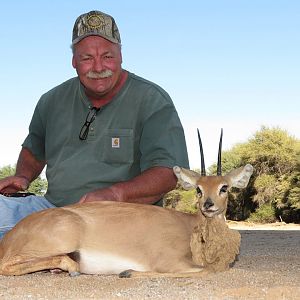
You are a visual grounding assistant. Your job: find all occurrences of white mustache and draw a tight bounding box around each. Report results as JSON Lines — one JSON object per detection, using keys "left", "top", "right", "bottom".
{"left": 87, "top": 70, "right": 113, "bottom": 79}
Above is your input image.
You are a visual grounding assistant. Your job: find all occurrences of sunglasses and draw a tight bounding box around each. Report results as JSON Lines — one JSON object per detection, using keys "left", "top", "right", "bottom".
{"left": 79, "top": 107, "right": 101, "bottom": 140}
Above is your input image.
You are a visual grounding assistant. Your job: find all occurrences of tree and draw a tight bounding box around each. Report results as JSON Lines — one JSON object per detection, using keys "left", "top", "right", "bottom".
{"left": 222, "top": 126, "right": 300, "bottom": 222}
{"left": 204, "top": 126, "right": 300, "bottom": 222}
{"left": 239, "top": 126, "right": 299, "bottom": 176}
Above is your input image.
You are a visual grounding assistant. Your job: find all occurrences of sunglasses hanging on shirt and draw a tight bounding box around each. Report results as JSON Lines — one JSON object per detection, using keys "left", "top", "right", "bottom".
{"left": 79, "top": 107, "right": 101, "bottom": 140}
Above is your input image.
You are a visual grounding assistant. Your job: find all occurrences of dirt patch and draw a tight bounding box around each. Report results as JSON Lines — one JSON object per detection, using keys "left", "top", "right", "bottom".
{"left": 0, "top": 222, "right": 299, "bottom": 299}
{"left": 228, "top": 220, "right": 300, "bottom": 231}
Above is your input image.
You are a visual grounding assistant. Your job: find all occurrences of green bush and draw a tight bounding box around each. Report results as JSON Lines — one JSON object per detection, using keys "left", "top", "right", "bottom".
{"left": 163, "top": 189, "right": 198, "bottom": 214}
{"left": 176, "top": 190, "right": 198, "bottom": 213}
{"left": 248, "top": 203, "right": 277, "bottom": 223}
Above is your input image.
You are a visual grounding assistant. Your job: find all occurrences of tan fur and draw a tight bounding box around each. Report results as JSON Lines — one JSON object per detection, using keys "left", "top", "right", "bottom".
{"left": 0, "top": 164, "right": 253, "bottom": 278}
{"left": 190, "top": 218, "right": 241, "bottom": 272}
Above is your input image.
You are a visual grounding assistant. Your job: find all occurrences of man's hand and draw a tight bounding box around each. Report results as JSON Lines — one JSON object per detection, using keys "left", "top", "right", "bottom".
{"left": 79, "top": 186, "right": 120, "bottom": 204}
{"left": 0, "top": 147, "right": 45, "bottom": 196}
{"left": 0, "top": 175, "right": 30, "bottom": 194}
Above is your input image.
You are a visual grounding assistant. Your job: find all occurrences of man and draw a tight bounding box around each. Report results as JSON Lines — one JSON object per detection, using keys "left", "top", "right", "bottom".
{"left": 0, "top": 10, "right": 189, "bottom": 239}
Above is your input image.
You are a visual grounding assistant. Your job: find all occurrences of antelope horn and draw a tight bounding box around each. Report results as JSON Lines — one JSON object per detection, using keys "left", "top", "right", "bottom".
{"left": 197, "top": 128, "right": 206, "bottom": 176}
{"left": 217, "top": 128, "right": 223, "bottom": 176}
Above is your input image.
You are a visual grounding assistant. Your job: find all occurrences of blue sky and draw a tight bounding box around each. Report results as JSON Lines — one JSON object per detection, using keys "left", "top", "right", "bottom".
{"left": 1, "top": 0, "right": 299, "bottom": 169}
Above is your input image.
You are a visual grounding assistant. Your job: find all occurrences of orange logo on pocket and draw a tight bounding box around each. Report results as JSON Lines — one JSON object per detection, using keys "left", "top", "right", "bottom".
{"left": 112, "top": 137, "right": 120, "bottom": 148}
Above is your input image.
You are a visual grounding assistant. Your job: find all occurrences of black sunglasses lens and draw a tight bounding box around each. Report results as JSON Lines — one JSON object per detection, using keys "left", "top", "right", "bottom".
{"left": 79, "top": 108, "right": 99, "bottom": 140}
{"left": 86, "top": 110, "right": 96, "bottom": 123}
{"left": 79, "top": 123, "right": 90, "bottom": 140}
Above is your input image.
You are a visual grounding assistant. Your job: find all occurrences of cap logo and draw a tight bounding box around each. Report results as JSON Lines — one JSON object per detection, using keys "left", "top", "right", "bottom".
{"left": 87, "top": 14, "right": 105, "bottom": 29}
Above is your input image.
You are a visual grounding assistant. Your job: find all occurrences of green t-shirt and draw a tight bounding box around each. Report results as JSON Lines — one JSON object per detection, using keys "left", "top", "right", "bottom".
{"left": 22, "top": 72, "right": 189, "bottom": 206}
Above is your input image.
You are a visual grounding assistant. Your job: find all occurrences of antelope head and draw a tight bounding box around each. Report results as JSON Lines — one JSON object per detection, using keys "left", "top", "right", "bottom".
{"left": 173, "top": 129, "right": 253, "bottom": 218}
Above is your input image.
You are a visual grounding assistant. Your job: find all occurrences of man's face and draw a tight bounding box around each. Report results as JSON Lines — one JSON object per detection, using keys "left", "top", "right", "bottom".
{"left": 72, "top": 36, "right": 122, "bottom": 97}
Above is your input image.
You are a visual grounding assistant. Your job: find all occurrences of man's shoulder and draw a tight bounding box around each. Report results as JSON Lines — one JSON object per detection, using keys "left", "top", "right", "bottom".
{"left": 127, "top": 72, "right": 171, "bottom": 102}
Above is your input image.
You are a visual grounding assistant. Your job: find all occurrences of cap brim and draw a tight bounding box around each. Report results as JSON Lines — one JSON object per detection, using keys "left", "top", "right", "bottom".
{"left": 72, "top": 33, "right": 120, "bottom": 45}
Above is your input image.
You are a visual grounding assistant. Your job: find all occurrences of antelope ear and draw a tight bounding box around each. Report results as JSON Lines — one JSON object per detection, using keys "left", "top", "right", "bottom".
{"left": 225, "top": 164, "right": 254, "bottom": 189}
{"left": 173, "top": 166, "right": 201, "bottom": 190}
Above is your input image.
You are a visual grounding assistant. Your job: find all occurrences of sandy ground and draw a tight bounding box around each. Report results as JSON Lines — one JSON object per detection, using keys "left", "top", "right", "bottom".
{"left": 0, "top": 222, "right": 299, "bottom": 300}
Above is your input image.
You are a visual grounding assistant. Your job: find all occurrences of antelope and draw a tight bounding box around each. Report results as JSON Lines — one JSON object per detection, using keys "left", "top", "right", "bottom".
{"left": 0, "top": 130, "right": 253, "bottom": 278}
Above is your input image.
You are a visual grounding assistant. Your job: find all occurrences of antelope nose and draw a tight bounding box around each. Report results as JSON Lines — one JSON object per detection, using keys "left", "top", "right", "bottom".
{"left": 204, "top": 198, "right": 214, "bottom": 209}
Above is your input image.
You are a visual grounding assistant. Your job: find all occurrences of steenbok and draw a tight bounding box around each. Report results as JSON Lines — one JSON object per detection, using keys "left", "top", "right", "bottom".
{"left": 0, "top": 129, "right": 253, "bottom": 278}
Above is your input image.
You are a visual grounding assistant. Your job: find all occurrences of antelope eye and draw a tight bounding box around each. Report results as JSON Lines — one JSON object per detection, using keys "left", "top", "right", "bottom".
{"left": 220, "top": 185, "right": 228, "bottom": 193}
{"left": 196, "top": 186, "right": 202, "bottom": 196}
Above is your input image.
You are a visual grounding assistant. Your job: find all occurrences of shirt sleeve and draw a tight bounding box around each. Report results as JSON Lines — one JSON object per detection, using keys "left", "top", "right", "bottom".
{"left": 22, "top": 100, "right": 46, "bottom": 161}
{"left": 139, "top": 102, "right": 189, "bottom": 172}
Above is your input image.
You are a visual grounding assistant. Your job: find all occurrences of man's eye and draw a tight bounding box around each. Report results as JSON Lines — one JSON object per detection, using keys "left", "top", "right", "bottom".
{"left": 81, "top": 56, "right": 92, "bottom": 61}
{"left": 220, "top": 185, "right": 228, "bottom": 194}
{"left": 196, "top": 187, "right": 202, "bottom": 196}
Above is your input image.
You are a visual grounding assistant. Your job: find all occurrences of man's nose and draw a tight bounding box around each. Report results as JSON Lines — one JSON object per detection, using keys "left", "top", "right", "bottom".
{"left": 93, "top": 57, "right": 104, "bottom": 72}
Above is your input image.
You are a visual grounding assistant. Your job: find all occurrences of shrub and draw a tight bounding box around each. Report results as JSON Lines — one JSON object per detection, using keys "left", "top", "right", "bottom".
{"left": 248, "top": 203, "right": 277, "bottom": 223}
{"left": 163, "top": 189, "right": 198, "bottom": 214}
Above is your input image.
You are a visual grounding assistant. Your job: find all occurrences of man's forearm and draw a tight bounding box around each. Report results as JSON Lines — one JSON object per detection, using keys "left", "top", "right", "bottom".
{"left": 110, "top": 166, "right": 177, "bottom": 204}
{"left": 15, "top": 147, "right": 46, "bottom": 182}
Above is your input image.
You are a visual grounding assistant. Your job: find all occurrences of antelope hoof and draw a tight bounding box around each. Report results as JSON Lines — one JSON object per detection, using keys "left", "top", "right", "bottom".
{"left": 119, "top": 269, "right": 133, "bottom": 278}
{"left": 69, "top": 271, "right": 81, "bottom": 277}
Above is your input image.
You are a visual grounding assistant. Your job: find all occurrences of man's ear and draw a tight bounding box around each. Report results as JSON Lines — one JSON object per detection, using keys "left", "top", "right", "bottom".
{"left": 72, "top": 56, "right": 76, "bottom": 69}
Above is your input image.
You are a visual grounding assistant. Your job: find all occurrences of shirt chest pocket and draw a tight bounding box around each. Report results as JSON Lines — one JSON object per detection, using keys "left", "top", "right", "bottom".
{"left": 101, "top": 129, "right": 134, "bottom": 164}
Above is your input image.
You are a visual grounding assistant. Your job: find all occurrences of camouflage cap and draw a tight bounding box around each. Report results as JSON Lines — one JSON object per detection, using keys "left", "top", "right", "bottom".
{"left": 72, "top": 10, "right": 121, "bottom": 45}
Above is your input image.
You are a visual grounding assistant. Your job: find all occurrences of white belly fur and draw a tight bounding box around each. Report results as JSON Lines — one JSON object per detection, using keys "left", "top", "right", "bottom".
{"left": 78, "top": 250, "right": 147, "bottom": 275}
